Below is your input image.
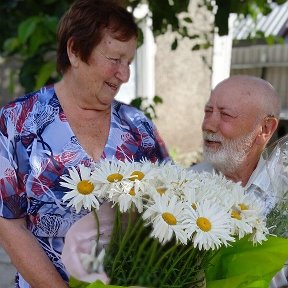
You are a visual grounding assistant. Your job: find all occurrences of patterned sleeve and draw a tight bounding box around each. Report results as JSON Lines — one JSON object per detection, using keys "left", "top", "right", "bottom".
{"left": 0, "top": 106, "right": 28, "bottom": 219}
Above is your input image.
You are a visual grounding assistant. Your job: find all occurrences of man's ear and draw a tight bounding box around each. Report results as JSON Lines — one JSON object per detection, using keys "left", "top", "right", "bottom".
{"left": 256, "top": 117, "right": 279, "bottom": 145}
{"left": 67, "top": 37, "right": 79, "bottom": 68}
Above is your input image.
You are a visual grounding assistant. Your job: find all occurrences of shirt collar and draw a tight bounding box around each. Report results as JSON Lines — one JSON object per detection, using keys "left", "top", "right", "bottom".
{"left": 244, "top": 156, "right": 270, "bottom": 194}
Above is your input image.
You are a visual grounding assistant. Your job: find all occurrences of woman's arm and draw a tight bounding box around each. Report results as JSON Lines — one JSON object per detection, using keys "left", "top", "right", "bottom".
{"left": 0, "top": 217, "right": 68, "bottom": 288}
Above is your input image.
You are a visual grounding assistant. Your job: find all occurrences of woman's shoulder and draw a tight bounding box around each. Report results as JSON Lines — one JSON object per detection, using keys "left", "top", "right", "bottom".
{"left": 2, "top": 85, "right": 56, "bottom": 112}
{"left": 112, "top": 100, "right": 151, "bottom": 123}
{"left": 0, "top": 85, "right": 60, "bottom": 132}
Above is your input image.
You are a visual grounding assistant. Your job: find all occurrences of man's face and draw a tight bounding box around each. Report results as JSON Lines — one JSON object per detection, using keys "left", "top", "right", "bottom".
{"left": 201, "top": 80, "right": 262, "bottom": 173}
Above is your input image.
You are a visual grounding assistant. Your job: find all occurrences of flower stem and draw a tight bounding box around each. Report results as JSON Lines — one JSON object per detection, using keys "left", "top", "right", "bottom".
{"left": 92, "top": 208, "right": 100, "bottom": 246}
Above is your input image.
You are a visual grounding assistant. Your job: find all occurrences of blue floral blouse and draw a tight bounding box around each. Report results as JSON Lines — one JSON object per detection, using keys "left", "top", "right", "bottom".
{"left": 0, "top": 85, "right": 169, "bottom": 287}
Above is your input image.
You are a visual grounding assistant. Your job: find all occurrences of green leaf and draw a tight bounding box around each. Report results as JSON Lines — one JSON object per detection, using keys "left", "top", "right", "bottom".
{"left": 18, "top": 17, "right": 40, "bottom": 44}
{"left": 35, "top": 61, "right": 56, "bottom": 89}
{"left": 129, "top": 97, "right": 142, "bottom": 110}
{"left": 44, "top": 16, "right": 58, "bottom": 34}
{"left": 69, "top": 276, "right": 90, "bottom": 288}
{"left": 153, "top": 95, "right": 163, "bottom": 104}
{"left": 183, "top": 17, "right": 192, "bottom": 23}
{"left": 3, "top": 37, "right": 20, "bottom": 54}
{"left": 189, "top": 34, "right": 200, "bottom": 40}
{"left": 28, "top": 23, "right": 55, "bottom": 55}
{"left": 171, "top": 38, "right": 178, "bottom": 50}
{"left": 136, "top": 27, "right": 144, "bottom": 48}
{"left": 87, "top": 281, "right": 123, "bottom": 288}
{"left": 206, "top": 236, "right": 288, "bottom": 288}
{"left": 191, "top": 44, "right": 200, "bottom": 51}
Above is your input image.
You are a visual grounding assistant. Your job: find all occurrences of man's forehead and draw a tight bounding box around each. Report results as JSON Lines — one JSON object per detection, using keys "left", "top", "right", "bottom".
{"left": 207, "top": 83, "right": 252, "bottom": 108}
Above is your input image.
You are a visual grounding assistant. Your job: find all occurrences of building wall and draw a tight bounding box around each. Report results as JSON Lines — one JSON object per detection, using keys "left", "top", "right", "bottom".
{"left": 154, "top": 1, "right": 214, "bottom": 166}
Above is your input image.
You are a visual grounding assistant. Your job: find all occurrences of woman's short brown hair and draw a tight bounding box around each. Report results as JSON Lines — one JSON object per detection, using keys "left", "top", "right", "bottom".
{"left": 56, "top": 0, "right": 138, "bottom": 74}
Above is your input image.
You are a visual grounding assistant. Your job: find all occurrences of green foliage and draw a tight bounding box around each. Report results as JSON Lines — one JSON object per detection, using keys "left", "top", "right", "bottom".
{"left": 0, "top": 0, "right": 69, "bottom": 92}
{"left": 212, "top": 0, "right": 287, "bottom": 36}
{"left": 147, "top": 0, "right": 190, "bottom": 36}
{"left": 130, "top": 95, "right": 163, "bottom": 120}
{"left": 0, "top": 0, "right": 286, "bottom": 115}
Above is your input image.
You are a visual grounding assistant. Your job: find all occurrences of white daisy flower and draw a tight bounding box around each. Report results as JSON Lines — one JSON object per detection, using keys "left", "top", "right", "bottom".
{"left": 126, "top": 158, "right": 159, "bottom": 196}
{"left": 109, "top": 181, "right": 145, "bottom": 213}
{"left": 199, "top": 171, "right": 241, "bottom": 201}
{"left": 249, "top": 217, "right": 269, "bottom": 245}
{"left": 60, "top": 164, "right": 101, "bottom": 213}
{"left": 183, "top": 174, "right": 217, "bottom": 206}
{"left": 146, "top": 177, "right": 179, "bottom": 204}
{"left": 142, "top": 194, "right": 189, "bottom": 245}
{"left": 184, "top": 200, "right": 234, "bottom": 250}
{"left": 229, "top": 192, "right": 265, "bottom": 239}
{"left": 91, "top": 158, "right": 131, "bottom": 198}
{"left": 157, "top": 162, "right": 195, "bottom": 199}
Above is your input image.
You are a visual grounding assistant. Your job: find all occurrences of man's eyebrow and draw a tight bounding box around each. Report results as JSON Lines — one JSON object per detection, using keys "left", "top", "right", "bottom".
{"left": 204, "top": 103, "right": 212, "bottom": 108}
{"left": 204, "top": 105, "right": 238, "bottom": 115}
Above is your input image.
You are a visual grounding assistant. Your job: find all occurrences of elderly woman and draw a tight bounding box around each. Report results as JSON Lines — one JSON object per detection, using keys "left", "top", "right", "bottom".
{"left": 0, "top": 0, "right": 169, "bottom": 287}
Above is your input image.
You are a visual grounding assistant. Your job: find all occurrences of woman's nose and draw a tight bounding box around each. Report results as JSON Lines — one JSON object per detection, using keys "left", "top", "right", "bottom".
{"left": 115, "top": 63, "right": 130, "bottom": 83}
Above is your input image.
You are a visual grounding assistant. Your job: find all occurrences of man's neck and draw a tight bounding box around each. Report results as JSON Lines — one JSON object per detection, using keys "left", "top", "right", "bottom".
{"left": 221, "top": 159, "right": 260, "bottom": 187}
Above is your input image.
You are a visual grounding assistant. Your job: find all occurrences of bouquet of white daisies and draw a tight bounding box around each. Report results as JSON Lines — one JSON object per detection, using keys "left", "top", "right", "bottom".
{"left": 59, "top": 158, "right": 269, "bottom": 288}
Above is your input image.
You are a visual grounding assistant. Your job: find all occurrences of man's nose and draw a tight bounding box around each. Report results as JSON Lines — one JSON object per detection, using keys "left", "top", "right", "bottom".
{"left": 202, "top": 112, "right": 220, "bottom": 133}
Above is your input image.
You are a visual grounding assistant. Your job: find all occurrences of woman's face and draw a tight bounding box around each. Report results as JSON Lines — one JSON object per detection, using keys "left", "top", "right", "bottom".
{"left": 69, "top": 32, "right": 137, "bottom": 109}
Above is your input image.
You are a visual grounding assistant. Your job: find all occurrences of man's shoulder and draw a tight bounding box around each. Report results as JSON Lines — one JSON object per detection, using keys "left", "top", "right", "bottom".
{"left": 189, "top": 161, "right": 215, "bottom": 173}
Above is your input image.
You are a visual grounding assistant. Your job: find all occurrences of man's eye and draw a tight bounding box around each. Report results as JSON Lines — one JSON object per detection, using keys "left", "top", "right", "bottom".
{"left": 221, "top": 112, "right": 233, "bottom": 119}
{"left": 109, "top": 57, "right": 121, "bottom": 64}
{"left": 204, "top": 110, "right": 212, "bottom": 115}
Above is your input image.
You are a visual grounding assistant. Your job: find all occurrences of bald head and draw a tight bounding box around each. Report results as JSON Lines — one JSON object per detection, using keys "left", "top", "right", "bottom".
{"left": 214, "top": 75, "right": 280, "bottom": 119}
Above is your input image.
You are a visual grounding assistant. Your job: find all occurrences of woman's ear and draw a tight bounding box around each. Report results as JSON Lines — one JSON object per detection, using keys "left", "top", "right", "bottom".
{"left": 67, "top": 37, "right": 79, "bottom": 68}
{"left": 256, "top": 116, "right": 279, "bottom": 145}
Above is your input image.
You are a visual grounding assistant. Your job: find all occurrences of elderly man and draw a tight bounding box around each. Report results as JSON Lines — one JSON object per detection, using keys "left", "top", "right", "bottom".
{"left": 192, "top": 75, "right": 288, "bottom": 287}
{"left": 192, "top": 74, "right": 280, "bottom": 211}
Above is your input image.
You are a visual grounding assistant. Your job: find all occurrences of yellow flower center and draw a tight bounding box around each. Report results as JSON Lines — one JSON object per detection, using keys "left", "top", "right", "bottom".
{"left": 156, "top": 187, "right": 167, "bottom": 195}
{"left": 77, "top": 180, "right": 94, "bottom": 195}
{"left": 231, "top": 210, "right": 242, "bottom": 220}
{"left": 196, "top": 217, "right": 212, "bottom": 232}
{"left": 162, "top": 212, "right": 177, "bottom": 225}
{"left": 129, "top": 187, "right": 136, "bottom": 196}
{"left": 129, "top": 171, "right": 145, "bottom": 181}
{"left": 239, "top": 203, "right": 248, "bottom": 210}
{"left": 107, "top": 173, "right": 123, "bottom": 183}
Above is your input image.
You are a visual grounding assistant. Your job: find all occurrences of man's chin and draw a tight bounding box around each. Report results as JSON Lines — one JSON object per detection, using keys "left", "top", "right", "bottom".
{"left": 203, "top": 147, "right": 222, "bottom": 156}
{"left": 203, "top": 151, "right": 227, "bottom": 166}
